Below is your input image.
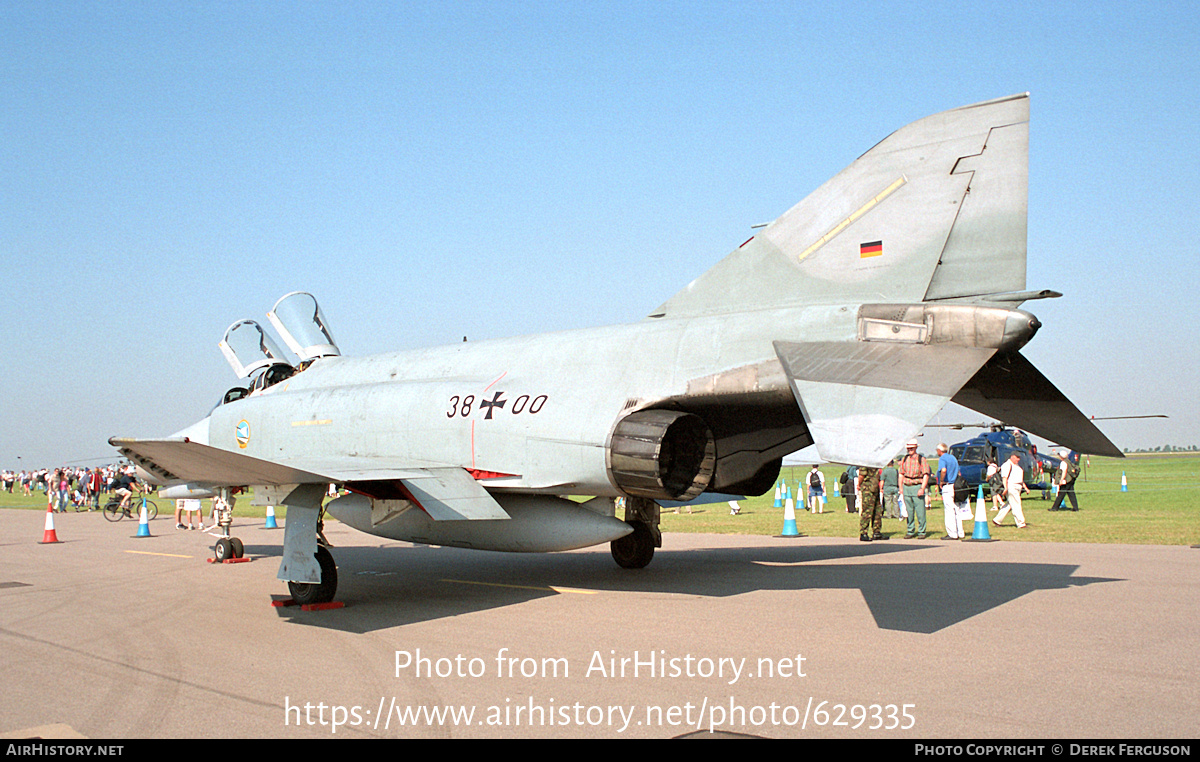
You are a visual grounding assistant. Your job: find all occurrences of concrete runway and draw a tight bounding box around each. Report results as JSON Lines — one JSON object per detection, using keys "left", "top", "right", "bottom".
{"left": 1, "top": 508, "right": 1196, "bottom": 739}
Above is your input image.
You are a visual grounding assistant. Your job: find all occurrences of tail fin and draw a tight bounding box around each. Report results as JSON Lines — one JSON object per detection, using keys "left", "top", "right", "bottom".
{"left": 653, "top": 94, "right": 1030, "bottom": 319}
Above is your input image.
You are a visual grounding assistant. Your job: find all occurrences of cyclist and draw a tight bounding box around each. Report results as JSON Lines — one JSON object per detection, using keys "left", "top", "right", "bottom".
{"left": 112, "top": 469, "right": 143, "bottom": 516}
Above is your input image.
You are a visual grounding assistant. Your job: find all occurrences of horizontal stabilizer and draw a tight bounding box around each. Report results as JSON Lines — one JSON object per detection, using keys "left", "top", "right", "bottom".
{"left": 775, "top": 340, "right": 996, "bottom": 466}
{"left": 951, "top": 352, "right": 1123, "bottom": 457}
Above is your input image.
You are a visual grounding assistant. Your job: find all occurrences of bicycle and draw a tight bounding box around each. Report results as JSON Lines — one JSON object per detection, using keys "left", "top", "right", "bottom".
{"left": 103, "top": 494, "right": 158, "bottom": 522}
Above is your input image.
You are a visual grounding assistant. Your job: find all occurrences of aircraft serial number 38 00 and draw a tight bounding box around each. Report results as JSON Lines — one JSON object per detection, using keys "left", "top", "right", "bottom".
{"left": 113, "top": 94, "right": 1121, "bottom": 605}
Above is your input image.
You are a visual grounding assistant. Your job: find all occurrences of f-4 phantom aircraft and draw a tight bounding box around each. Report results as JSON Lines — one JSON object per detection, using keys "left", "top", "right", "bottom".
{"left": 113, "top": 94, "right": 1121, "bottom": 605}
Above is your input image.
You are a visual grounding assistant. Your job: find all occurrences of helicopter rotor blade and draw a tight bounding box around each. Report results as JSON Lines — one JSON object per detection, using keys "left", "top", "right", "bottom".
{"left": 926, "top": 421, "right": 990, "bottom": 430}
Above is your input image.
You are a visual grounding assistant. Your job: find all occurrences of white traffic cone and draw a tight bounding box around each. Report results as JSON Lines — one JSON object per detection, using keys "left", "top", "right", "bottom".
{"left": 780, "top": 498, "right": 799, "bottom": 537}
{"left": 40, "top": 503, "right": 61, "bottom": 544}
{"left": 969, "top": 485, "right": 994, "bottom": 541}
{"left": 135, "top": 498, "right": 152, "bottom": 537}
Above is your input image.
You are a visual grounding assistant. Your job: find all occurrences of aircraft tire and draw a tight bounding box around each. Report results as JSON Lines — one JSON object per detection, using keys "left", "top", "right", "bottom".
{"left": 288, "top": 545, "right": 338, "bottom": 605}
{"left": 230, "top": 537, "right": 244, "bottom": 559}
{"left": 611, "top": 522, "right": 655, "bottom": 569}
{"left": 214, "top": 538, "right": 233, "bottom": 562}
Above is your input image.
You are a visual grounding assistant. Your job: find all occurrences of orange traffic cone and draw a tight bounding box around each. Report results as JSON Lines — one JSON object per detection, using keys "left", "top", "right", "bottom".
{"left": 40, "top": 504, "right": 61, "bottom": 544}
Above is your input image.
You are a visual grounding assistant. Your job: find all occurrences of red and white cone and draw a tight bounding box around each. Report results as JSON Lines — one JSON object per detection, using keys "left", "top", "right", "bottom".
{"left": 40, "top": 504, "right": 61, "bottom": 544}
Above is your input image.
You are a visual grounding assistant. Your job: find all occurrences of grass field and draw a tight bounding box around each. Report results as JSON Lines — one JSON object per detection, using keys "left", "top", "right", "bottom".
{"left": 660, "top": 453, "right": 1200, "bottom": 546}
{"left": 3, "top": 453, "right": 1196, "bottom": 545}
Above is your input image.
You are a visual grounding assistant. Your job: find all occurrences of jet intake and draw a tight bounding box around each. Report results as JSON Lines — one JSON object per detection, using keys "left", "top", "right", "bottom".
{"left": 608, "top": 410, "right": 716, "bottom": 501}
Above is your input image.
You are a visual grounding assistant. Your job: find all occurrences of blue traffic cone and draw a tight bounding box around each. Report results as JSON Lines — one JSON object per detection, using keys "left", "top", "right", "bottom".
{"left": 1121, "top": 472, "right": 1128, "bottom": 492}
{"left": 780, "top": 498, "right": 799, "bottom": 537}
{"left": 135, "top": 498, "right": 152, "bottom": 538}
{"left": 833, "top": 480, "right": 840, "bottom": 498}
{"left": 264, "top": 504, "right": 279, "bottom": 529}
{"left": 970, "top": 494, "right": 992, "bottom": 541}
{"left": 773, "top": 484, "right": 782, "bottom": 508}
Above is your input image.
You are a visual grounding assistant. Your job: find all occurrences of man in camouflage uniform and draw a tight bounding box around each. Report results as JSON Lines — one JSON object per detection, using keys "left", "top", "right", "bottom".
{"left": 858, "top": 465, "right": 884, "bottom": 541}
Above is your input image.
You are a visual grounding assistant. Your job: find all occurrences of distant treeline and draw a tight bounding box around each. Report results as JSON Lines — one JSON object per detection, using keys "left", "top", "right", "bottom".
{"left": 1123, "top": 445, "right": 1198, "bottom": 453}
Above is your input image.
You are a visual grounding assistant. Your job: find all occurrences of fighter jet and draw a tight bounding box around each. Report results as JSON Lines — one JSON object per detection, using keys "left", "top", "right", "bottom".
{"left": 112, "top": 94, "right": 1120, "bottom": 605}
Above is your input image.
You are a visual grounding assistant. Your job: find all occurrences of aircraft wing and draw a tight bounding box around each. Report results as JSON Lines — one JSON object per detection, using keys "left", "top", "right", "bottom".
{"left": 112, "top": 437, "right": 328, "bottom": 486}
{"left": 110, "top": 437, "right": 510, "bottom": 520}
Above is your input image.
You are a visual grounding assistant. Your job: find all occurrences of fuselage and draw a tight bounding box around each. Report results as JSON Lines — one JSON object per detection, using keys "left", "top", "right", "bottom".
{"left": 187, "top": 302, "right": 865, "bottom": 496}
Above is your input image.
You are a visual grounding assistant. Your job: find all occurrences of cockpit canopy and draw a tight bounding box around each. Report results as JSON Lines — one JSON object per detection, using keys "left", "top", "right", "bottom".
{"left": 214, "top": 293, "right": 340, "bottom": 408}
{"left": 267, "top": 291, "right": 340, "bottom": 363}
{"left": 218, "top": 320, "right": 290, "bottom": 379}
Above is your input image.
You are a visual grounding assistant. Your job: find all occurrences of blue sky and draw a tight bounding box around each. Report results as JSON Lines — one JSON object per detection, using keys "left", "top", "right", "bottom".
{"left": 2, "top": 0, "right": 1197, "bottom": 467}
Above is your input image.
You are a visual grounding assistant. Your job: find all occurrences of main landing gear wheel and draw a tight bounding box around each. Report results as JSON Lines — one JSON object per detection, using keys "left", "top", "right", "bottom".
{"left": 611, "top": 522, "right": 655, "bottom": 569}
{"left": 287, "top": 545, "right": 338, "bottom": 605}
{"left": 214, "top": 537, "right": 245, "bottom": 561}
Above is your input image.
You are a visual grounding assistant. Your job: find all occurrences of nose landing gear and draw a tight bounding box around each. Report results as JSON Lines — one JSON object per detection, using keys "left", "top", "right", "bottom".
{"left": 210, "top": 489, "right": 246, "bottom": 561}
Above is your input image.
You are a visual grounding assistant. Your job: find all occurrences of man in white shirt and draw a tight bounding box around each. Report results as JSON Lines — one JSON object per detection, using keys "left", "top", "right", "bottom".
{"left": 936, "top": 443, "right": 965, "bottom": 540}
{"left": 993, "top": 453, "right": 1028, "bottom": 528}
{"left": 806, "top": 465, "right": 826, "bottom": 514}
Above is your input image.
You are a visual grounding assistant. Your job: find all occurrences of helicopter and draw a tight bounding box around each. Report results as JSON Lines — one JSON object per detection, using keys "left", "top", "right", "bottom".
{"left": 938, "top": 423, "right": 1057, "bottom": 498}
{"left": 934, "top": 415, "right": 1166, "bottom": 498}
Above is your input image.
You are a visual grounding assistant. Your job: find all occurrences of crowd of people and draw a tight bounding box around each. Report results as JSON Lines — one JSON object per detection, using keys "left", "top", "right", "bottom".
{"left": 9, "top": 445, "right": 1086, "bottom": 542}
{"left": 801, "top": 441, "right": 1082, "bottom": 541}
{"left": 0, "top": 464, "right": 141, "bottom": 512}
{"left": 4, "top": 464, "right": 226, "bottom": 532}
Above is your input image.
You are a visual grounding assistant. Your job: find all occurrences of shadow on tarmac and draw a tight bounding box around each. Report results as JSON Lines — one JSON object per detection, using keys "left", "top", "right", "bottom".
{"left": 269, "top": 539, "right": 1120, "bottom": 635}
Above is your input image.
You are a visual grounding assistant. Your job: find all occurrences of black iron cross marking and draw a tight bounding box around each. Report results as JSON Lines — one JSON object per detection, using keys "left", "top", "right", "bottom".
{"left": 479, "top": 391, "right": 507, "bottom": 419}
